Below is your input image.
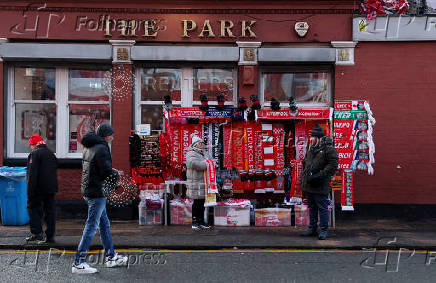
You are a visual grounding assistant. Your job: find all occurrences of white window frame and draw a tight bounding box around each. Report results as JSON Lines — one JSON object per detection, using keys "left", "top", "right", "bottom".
{"left": 135, "top": 66, "right": 237, "bottom": 128}
{"left": 260, "top": 69, "right": 332, "bottom": 109}
{"left": 7, "top": 66, "right": 112, "bottom": 159}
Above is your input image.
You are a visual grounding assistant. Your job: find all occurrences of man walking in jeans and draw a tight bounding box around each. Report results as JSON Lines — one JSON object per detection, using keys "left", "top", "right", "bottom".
{"left": 300, "top": 124, "right": 338, "bottom": 240}
{"left": 72, "top": 124, "right": 127, "bottom": 274}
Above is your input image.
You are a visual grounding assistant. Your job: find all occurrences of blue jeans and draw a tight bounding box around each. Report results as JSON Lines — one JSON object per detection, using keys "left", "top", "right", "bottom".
{"left": 307, "top": 192, "right": 329, "bottom": 231}
{"left": 74, "top": 197, "right": 115, "bottom": 264}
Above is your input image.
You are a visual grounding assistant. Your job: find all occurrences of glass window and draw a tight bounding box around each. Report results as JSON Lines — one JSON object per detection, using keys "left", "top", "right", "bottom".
{"left": 140, "top": 105, "right": 163, "bottom": 131}
{"left": 69, "top": 69, "right": 111, "bottom": 101}
{"left": 14, "top": 68, "right": 55, "bottom": 100}
{"left": 193, "top": 68, "right": 233, "bottom": 102}
{"left": 68, "top": 68, "right": 112, "bottom": 154}
{"left": 68, "top": 104, "right": 110, "bottom": 153}
{"left": 140, "top": 68, "right": 181, "bottom": 101}
{"left": 14, "top": 104, "right": 56, "bottom": 153}
{"left": 262, "top": 72, "right": 331, "bottom": 105}
{"left": 8, "top": 66, "right": 112, "bottom": 158}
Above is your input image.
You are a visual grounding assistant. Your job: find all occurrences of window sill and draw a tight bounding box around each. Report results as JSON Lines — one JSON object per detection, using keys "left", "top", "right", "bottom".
{"left": 3, "top": 158, "right": 82, "bottom": 169}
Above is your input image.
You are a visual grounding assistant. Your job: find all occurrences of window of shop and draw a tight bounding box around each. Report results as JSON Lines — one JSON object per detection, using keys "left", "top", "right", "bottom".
{"left": 7, "top": 66, "right": 112, "bottom": 159}
{"left": 261, "top": 67, "right": 332, "bottom": 108}
{"left": 135, "top": 66, "right": 236, "bottom": 132}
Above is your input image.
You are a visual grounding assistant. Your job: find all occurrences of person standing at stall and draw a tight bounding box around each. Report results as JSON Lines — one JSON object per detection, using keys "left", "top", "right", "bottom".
{"left": 72, "top": 124, "right": 127, "bottom": 274}
{"left": 301, "top": 124, "right": 338, "bottom": 240}
{"left": 186, "top": 134, "right": 212, "bottom": 231}
{"left": 26, "top": 134, "right": 58, "bottom": 244}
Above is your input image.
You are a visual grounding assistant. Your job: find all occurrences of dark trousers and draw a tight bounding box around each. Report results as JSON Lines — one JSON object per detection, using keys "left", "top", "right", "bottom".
{"left": 192, "top": 199, "right": 205, "bottom": 224}
{"left": 307, "top": 192, "right": 329, "bottom": 231}
{"left": 27, "top": 194, "right": 56, "bottom": 239}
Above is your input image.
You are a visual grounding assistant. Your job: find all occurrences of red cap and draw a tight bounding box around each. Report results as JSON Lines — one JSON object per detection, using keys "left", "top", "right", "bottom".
{"left": 28, "top": 134, "right": 44, "bottom": 146}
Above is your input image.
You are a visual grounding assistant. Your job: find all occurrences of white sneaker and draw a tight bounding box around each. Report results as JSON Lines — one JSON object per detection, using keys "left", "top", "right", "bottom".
{"left": 105, "top": 253, "right": 128, "bottom": 268}
{"left": 72, "top": 262, "right": 98, "bottom": 274}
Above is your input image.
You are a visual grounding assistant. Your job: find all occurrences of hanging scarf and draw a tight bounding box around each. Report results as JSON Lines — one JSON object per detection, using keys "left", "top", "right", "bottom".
{"left": 204, "top": 159, "right": 218, "bottom": 207}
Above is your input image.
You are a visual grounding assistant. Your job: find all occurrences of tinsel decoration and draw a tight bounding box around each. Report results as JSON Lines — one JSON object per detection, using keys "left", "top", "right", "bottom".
{"left": 102, "top": 172, "right": 139, "bottom": 207}
{"left": 164, "top": 95, "right": 173, "bottom": 111}
{"left": 289, "top": 97, "right": 298, "bottom": 116}
{"left": 238, "top": 97, "right": 248, "bottom": 112}
{"left": 250, "top": 94, "right": 261, "bottom": 110}
{"left": 270, "top": 97, "right": 281, "bottom": 111}
{"left": 217, "top": 94, "right": 226, "bottom": 111}
{"left": 199, "top": 94, "right": 209, "bottom": 111}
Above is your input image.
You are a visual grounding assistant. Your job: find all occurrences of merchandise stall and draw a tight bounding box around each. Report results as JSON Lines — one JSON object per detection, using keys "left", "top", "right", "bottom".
{"left": 130, "top": 98, "right": 375, "bottom": 227}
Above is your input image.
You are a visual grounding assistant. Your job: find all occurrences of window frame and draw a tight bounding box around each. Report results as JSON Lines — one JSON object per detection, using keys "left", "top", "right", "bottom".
{"left": 6, "top": 65, "right": 112, "bottom": 159}
{"left": 259, "top": 65, "right": 333, "bottom": 109}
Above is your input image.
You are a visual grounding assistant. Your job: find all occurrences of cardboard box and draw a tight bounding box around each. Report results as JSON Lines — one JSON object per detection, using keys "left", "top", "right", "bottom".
{"left": 255, "top": 208, "right": 292, "bottom": 226}
{"left": 214, "top": 205, "right": 250, "bottom": 226}
{"left": 138, "top": 199, "right": 163, "bottom": 225}
{"left": 170, "top": 199, "right": 193, "bottom": 225}
{"left": 294, "top": 205, "right": 310, "bottom": 226}
{"left": 294, "top": 204, "right": 332, "bottom": 227}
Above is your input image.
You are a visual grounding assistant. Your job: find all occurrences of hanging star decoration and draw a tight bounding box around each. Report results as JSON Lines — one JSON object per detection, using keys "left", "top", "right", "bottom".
{"left": 112, "top": 66, "right": 133, "bottom": 103}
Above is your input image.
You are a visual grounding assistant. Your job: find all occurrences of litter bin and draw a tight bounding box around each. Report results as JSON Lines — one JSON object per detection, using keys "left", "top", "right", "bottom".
{"left": 0, "top": 166, "right": 29, "bottom": 225}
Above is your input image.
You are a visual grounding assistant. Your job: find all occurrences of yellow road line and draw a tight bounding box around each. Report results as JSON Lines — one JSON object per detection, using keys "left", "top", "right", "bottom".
{"left": 0, "top": 249, "right": 430, "bottom": 255}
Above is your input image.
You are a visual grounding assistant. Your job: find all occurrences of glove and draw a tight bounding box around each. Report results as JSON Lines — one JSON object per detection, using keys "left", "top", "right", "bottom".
{"left": 307, "top": 169, "right": 324, "bottom": 186}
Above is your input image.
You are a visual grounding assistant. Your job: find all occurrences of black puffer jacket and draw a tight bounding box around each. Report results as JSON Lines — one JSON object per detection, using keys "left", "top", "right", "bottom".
{"left": 26, "top": 144, "right": 58, "bottom": 198}
{"left": 81, "top": 132, "right": 118, "bottom": 198}
{"left": 302, "top": 137, "right": 339, "bottom": 195}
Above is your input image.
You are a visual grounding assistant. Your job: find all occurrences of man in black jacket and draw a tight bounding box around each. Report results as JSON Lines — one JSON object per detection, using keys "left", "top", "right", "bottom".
{"left": 72, "top": 124, "right": 127, "bottom": 274}
{"left": 26, "top": 134, "right": 58, "bottom": 244}
{"left": 300, "top": 124, "right": 338, "bottom": 240}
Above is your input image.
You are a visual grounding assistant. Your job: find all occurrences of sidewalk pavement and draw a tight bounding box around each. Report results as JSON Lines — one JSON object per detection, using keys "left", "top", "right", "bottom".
{"left": 0, "top": 218, "right": 435, "bottom": 250}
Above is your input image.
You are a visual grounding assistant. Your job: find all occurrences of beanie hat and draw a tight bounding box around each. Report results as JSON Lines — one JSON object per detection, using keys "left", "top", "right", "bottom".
{"left": 28, "top": 134, "right": 44, "bottom": 146}
{"left": 190, "top": 134, "right": 203, "bottom": 147}
{"left": 96, "top": 123, "right": 115, "bottom": 137}
{"left": 310, "top": 124, "right": 325, "bottom": 138}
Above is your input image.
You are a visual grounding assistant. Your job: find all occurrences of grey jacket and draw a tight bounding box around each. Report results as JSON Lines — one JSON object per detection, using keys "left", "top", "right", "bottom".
{"left": 185, "top": 147, "right": 207, "bottom": 200}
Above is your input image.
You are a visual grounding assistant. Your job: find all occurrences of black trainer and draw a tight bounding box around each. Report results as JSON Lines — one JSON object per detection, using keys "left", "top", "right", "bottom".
{"left": 318, "top": 230, "right": 328, "bottom": 240}
{"left": 199, "top": 222, "right": 212, "bottom": 230}
{"left": 25, "top": 233, "right": 44, "bottom": 243}
{"left": 192, "top": 222, "right": 201, "bottom": 231}
{"left": 300, "top": 228, "right": 318, "bottom": 237}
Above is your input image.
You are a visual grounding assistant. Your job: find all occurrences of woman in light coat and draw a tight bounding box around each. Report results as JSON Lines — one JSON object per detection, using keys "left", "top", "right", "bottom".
{"left": 185, "top": 134, "right": 212, "bottom": 231}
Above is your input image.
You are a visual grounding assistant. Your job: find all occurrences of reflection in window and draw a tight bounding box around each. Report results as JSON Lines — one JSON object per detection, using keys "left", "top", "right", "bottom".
{"left": 141, "top": 105, "right": 163, "bottom": 132}
{"left": 263, "top": 72, "right": 331, "bottom": 105}
{"left": 15, "top": 104, "right": 56, "bottom": 153}
{"left": 141, "top": 68, "right": 181, "bottom": 101}
{"left": 69, "top": 69, "right": 111, "bottom": 101}
{"left": 193, "top": 68, "right": 233, "bottom": 102}
{"left": 14, "top": 68, "right": 55, "bottom": 100}
{"left": 69, "top": 105, "right": 110, "bottom": 153}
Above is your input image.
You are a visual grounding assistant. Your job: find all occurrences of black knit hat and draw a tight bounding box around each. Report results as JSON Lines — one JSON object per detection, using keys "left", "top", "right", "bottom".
{"left": 97, "top": 123, "right": 115, "bottom": 137}
{"left": 310, "top": 124, "right": 324, "bottom": 138}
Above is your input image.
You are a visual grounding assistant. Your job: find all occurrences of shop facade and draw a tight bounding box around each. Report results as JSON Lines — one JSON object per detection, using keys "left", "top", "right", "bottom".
{"left": 0, "top": 1, "right": 435, "bottom": 213}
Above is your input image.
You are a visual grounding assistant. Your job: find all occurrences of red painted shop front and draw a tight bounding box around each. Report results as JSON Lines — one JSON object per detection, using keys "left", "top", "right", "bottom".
{"left": 1, "top": 1, "right": 434, "bottom": 212}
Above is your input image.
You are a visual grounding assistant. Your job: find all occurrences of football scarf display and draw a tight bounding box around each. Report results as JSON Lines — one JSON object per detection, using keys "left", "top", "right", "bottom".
{"left": 222, "top": 124, "right": 233, "bottom": 170}
{"left": 205, "top": 160, "right": 218, "bottom": 207}
{"left": 290, "top": 160, "right": 303, "bottom": 198}
{"left": 334, "top": 100, "right": 376, "bottom": 175}
{"left": 341, "top": 169, "right": 354, "bottom": 211}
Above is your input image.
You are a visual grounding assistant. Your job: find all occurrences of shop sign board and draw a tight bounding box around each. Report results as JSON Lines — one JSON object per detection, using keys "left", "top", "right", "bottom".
{"left": 353, "top": 15, "right": 436, "bottom": 41}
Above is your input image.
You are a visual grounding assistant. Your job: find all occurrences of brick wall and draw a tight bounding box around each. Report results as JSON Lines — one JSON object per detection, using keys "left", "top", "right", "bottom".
{"left": 56, "top": 169, "right": 82, "bottom": 200}
{"left": 335, "top": 42, "right": 436, "bottom": 204}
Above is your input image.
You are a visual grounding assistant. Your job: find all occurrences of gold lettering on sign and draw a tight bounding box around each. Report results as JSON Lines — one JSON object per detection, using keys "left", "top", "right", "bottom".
{"left": 244, "top": 49, "right": 255, "bottom": 61}
{"left": 143, "top": 20, "right": 158, "bottom": 37}
{"left": 182, "top": 20, "right": 197, "bottom": 38}
{"left": 117, "top": 48, "right": 129, "bottom": 61}
{"left": 241, "top": 20, "right": 256, "bottom": 38}
{"left": 199, "top": 20, "right": 215, "bottom": 38}
{"left": 338, "top": 49, "right": 350, "bottom": 61}
{"left": 104, "top": 19, "right": 115, "bottom": 37}
{"left": 128, "top": 20, "right": 138, "bottom": 37}
{"left": 220, "top": 20, "right": 235, "bottom": 38}
{"left": 118, "top": 20, "right": 128, "bottom": 37}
